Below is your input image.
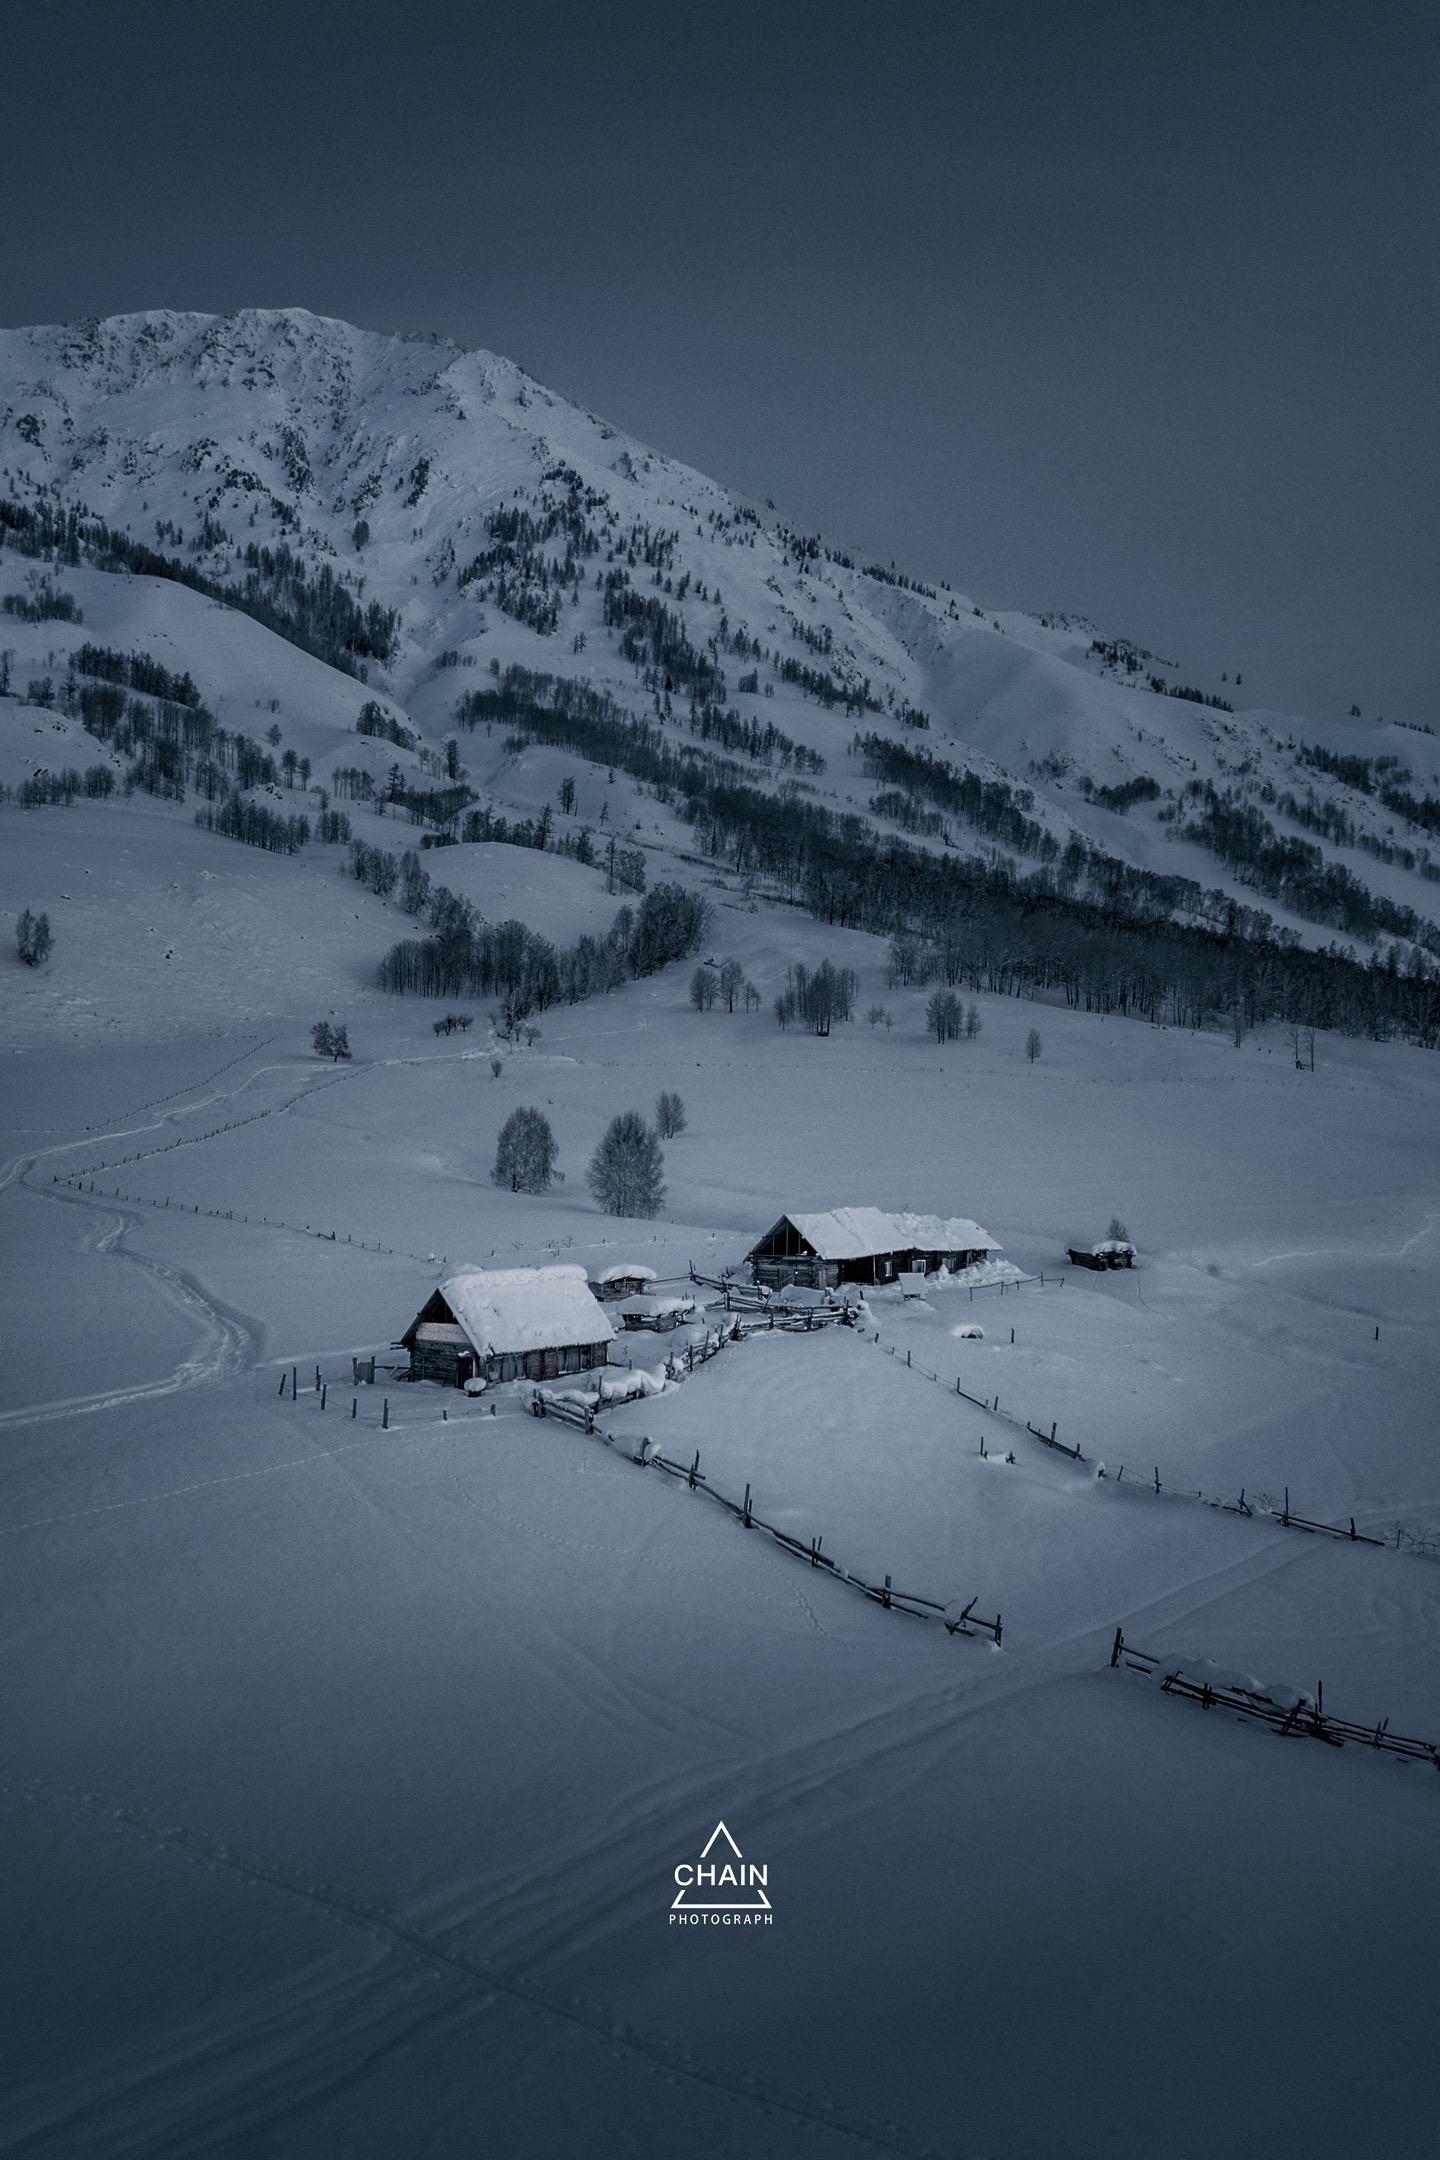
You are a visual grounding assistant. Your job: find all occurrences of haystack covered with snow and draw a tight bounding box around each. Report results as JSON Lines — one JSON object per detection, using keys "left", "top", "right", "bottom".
{"left": 401, "top": 1264, "right": 614, "bottom": 1387}
{"left": 748, "top": 1207, "right": 1000, "bottom": 1291}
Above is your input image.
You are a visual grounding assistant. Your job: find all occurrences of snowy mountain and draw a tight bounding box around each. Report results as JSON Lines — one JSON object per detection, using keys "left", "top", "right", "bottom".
{"left": 4, "top": 305, "right": 1439, "bottom": 984}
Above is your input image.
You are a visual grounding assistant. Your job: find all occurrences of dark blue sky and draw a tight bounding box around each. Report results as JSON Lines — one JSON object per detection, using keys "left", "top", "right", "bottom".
{"left": 5, "top": 0, "right": 1436, "bottom": 724}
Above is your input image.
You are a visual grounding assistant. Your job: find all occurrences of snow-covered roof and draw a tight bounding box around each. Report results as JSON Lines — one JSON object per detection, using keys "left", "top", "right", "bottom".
{"left": 439, "top": 1265, "right": 615, "bottom": 1354}
{"left": 618, "top": 1292, "right": 697, "bottom": 1316}
{"left": 597, "top": 1262, "right": 657, "bottom": 1284}
{"left": 777, "top": 1208, "right": 1000, "bottom": 1259}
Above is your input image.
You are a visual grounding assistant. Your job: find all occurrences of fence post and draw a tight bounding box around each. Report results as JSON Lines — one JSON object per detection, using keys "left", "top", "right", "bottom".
{"left": 882, "top": 1574, "right": 893, "bottom": 1609}
{"left": 320, "top": 1384, "right": 327, "bottom": 1410}
{"left": 1153, "top": 1465, "right": 1161, "bottom": 1494}
{"left": 810, "top": 1535, "right": 823, "bottom": 1567}
{"left": 351, "top": 1396, "right": 357, "bottom": 1420}
{"left": 382, "top": 1398, "right": 389, "bottom": 1430}
{"left": 742, "top": 1482, "right": 752, "bottom": 1527}
{"left": 291, "top": 1366, "right": 297, "bottom": 1398}
{"left": 1110, "top": 1626, "right": 1124, "bottom": 1668}
{"left": 1282, "top": 1486, "right": 1290, "bottom": 1526}
{"left": 278, "top": 1371, "right": 287, "bottom": 1397}
{"left": 688, "top": 1450, "right": 701, "bottom": 1489}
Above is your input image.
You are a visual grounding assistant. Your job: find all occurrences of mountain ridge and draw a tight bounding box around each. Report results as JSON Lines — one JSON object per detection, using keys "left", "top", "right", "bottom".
{"left": 3, "top": 305, "right": 1439, "bottom": 982}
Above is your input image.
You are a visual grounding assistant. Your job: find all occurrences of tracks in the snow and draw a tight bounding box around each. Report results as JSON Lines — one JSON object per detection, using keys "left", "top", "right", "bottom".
{"left": 1, "top": 1771, "right": 948, "bottom": 2160}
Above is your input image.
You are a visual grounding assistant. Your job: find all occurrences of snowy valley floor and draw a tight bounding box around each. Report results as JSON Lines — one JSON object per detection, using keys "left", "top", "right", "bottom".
{"left": 3, "top": 975, "right": 1440, "bottom": 2160}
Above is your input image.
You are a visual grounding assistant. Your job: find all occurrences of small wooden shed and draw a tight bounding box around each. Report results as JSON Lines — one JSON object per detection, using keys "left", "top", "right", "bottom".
{"left": 592, "top": 1264, "right": 658, "bottom": 1301}
{"left": 400, "top": 1265, "right": 615, "bottom": 1387}
{"left": 616, "top": 1292, "right": 698, "bottom": 1332}
{"left": 1067, "top": 1241, "right": 1136, "bottom": 1271}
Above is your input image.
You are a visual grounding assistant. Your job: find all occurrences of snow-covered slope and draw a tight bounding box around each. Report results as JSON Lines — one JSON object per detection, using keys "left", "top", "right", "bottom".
{"left": 4, "top": 307, "right": 1438, "bottom": 960}
{"left": 5, "top": 312, "right": 1440, "bottom": 2160}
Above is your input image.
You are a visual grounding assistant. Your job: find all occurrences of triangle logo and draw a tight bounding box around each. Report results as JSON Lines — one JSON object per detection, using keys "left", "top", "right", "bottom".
{"left": 671, "top": 1820, "right": 772, "bottom": 1911}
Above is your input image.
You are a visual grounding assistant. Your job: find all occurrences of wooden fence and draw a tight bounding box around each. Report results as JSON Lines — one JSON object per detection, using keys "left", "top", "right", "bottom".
{"left": 525, "top": 1322, "right": 1002, "bottom": 1645}
{"left": 863, "top": 1330, "right": 1401, "bottom": 1553}
{"left": 867, "top": 1333, "right": 1087, "bottom": 1462}
{"left": 1110, "top": 1628, "right": 1439, "bottom": 1773}
{"left": 1102, "top": 1467, "right": 1384, "bottom": 1546}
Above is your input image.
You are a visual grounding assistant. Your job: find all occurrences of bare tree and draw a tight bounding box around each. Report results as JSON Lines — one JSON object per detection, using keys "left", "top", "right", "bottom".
{"left": 1025, "top": 1028, "right": 1043, "bottom": 1063}
{"left": 655, "top": 1089, "right": 686, "bottom": 1138}
{"left": 927, "top": 988, "right": 962, "bottom": 1043}
{"left": 588, "top": 1112, "right": 665, "bottom": 1217}
{"left": 16, "top": 908, "right": 52, "bottom": 966}
{"left": 494, "top": 1107, "right": 558, "bottom": 1193}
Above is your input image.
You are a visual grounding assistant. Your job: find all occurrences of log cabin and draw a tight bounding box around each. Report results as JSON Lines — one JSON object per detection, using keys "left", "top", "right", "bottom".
{"left": 747, "top": 1208, "right": 1001, "bottom": 1291}
{"left": 400, "top": 1264, "right": 615, "bottom": 1387}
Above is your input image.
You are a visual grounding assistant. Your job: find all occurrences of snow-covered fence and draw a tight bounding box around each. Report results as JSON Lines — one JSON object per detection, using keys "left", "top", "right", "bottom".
{"left": 69, "top": 1034, "right": 278, "bottom": 1134}
{"left": 1110, "top": 1628, "right": 1440, "bottom": 1774}
{"left": 1102, "top": 1468, "right": 1384, "bottom": 1546}
{"left": 530, "top": 1390, "right": 596, "bottom": 1433}
{"left": 524, "top": 1369, "right": 1005, "bottom": 1645}
{"left": 867, "top": 1332, "right": 1402, "bottom": 1544}
{"left": 49, "top": 1169, "right": 465, "bottom": 1268}
{"left": 1024, "top": 1419, "right": 1084, "bottom": 1461}
{"left": 867, "top": 1332, "right": 1086, "bottom": 1463}
{"left": 60, "top": 1065, "right": 353, "bottom": 1179}
{"left": 615, "top": 1433, "right": 1003, "bottom": 1643}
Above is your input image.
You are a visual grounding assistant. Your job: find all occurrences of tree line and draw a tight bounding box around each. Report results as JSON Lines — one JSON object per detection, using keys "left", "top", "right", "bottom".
{"left": 373, "top": 872, "right": 709, "bottom": 1026}
{"left": 0, "top": 495, "right": 398, "bottom": 675}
